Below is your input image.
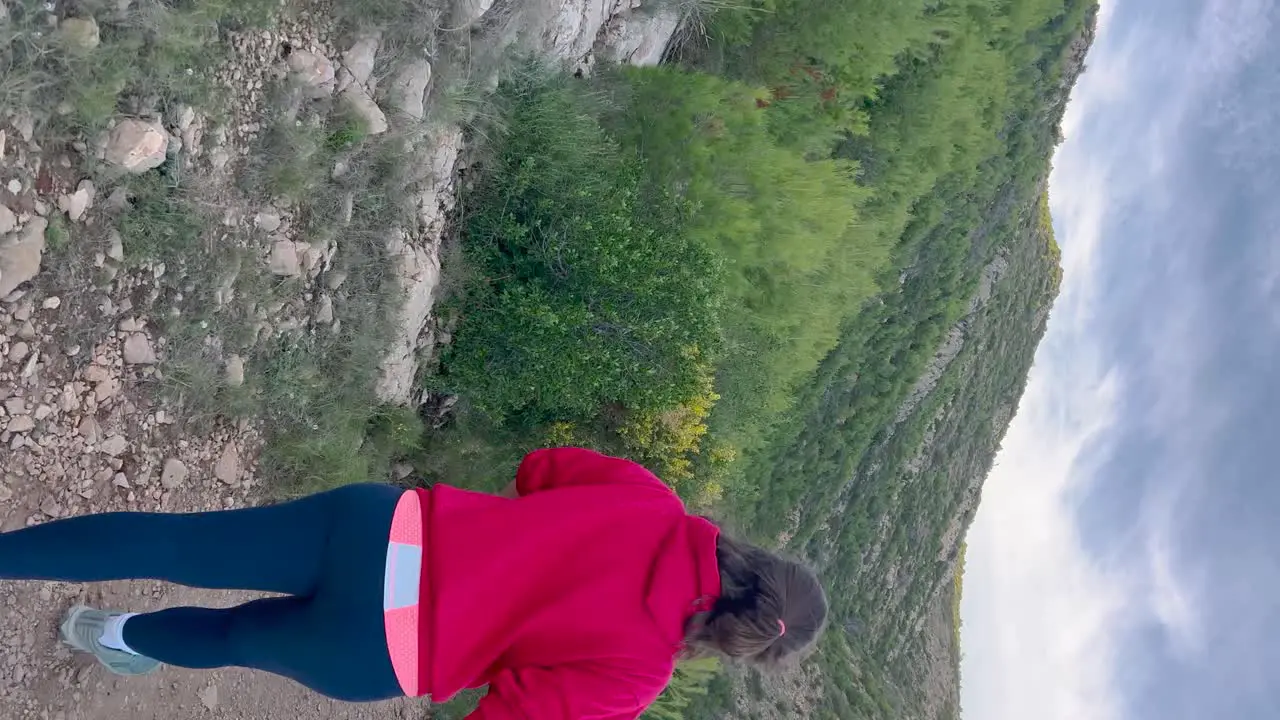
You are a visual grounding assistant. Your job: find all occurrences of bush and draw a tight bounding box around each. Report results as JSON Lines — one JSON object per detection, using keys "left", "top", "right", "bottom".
{"left": 444, "top": 70, "right": 723, "bottom": 421}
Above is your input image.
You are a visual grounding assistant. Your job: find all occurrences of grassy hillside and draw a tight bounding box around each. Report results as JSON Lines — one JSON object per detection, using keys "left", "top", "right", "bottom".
{"left": 424, "top": 0, "right": 1098, "bottom": 717}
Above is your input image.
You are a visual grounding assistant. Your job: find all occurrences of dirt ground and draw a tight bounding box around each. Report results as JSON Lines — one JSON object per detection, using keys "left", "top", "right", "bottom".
{"left": 0, "top": 315, "right": 420, "bottom": 719}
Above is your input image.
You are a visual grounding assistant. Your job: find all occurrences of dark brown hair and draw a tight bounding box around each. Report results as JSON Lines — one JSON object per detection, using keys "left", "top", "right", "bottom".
{"left": 684, "top": 534, "right": 828, "bottom": 667}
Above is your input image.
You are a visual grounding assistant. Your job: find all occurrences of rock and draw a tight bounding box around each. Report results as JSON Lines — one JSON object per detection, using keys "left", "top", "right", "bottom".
{"left": 0, "top": 205, "right": 15, "bottom": 235}
{"left": 388, "top": 59, "right": 432, "bottom": 120}
{"left": 268, "top": 240, "right": 301, "bottom": 277}
{"left": 6, "top": 415, "right": 34, "bottom": 434}
{"left": 224, "top": 355, "right": 245, "bottom": 387}
{"left": 5, "top": 178, "right": 20, "bottom": 194}
{"left": 107, "top": 230, "right": 125, "bottom": 262}
{"left": 104, "top": 120, "right": 169, "bottom": 173}
{"left": 57, "top": 179, "right": 95, "bottom": 222}
{"left": 94, "top": 377, "right": 120, "bottom": 402}
{"left": 339, "top": 33, "right": 381, "bottom": 91}
{"left": 41, "top": 296, "right": 61, "bottom": 310}
{"left": 324, "top": 270, "right": 348, "bottom": 290}
{"left": 210, "top": 148, "right": 231, "bottom": 170}
{"left": 454, "top": 0, "right": 495, "bottom": 26}
{"left": 78, "top": 417, "right": 101, "bottom": 443}
{"left": 0, "top": 218, "right": 48, "bottom": 297}
{"left": 377, "top": 228, "right": 442, "bottom": 402}
{"left": 254, "top": 212, "right": 281, "bottom": 232}
{"left": 4, "top": 398, "right": 25, "bottom": 415}
{"left": 105, "top": 187, "right": 130, "bottom": 210}
{"left": 13, "top": 114, "right": 33, "bottom": 143}
{"left": 9, "top": 342, "right": 29, "bottom": 362}
{"left": 84, "top": 364, "right": 112, "bottom": 383}
{"left": 287, "top": 50, "right": 336, "bottom": 97}
{"left": 58, "top": 17, "right": 101, "bottom": 51}
{"left": 198, "top": 684, "right": 218, "bottom": 711}
{"left": 175, "top": 105, "right": 196, "bottom": 131}
{"left": 112, "top": 473, "right": 131, "bottom": 489}
{"left": 122, "top": 333, "right": 157, "bottom": 365}
{"left": 160, "top": 459, "right": 187, "bottom": 489}
{"left": 314, "top": 294, "right": 334, "bottom": 324}
{"left": 298, "top": 242, "right": 325, "bottom": 276}
{"left": 339, "top": 86, "right": 388, "bottom": 135}
{"left": 214, "top": 444, "right": 239, "bottom": 485}
{"left": 99, "top": 435, "right": 129, "bottom": 457}
{"left": 598, "top": 5, "right": 681, "bottom": 66}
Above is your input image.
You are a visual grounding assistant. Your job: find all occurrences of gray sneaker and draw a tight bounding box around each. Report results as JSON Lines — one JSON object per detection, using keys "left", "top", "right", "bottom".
{"left": 59, "top": 605, "right": 161, "bottom": 676}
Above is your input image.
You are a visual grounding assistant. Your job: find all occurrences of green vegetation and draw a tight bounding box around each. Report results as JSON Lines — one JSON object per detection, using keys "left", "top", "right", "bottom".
{"left": 431, "top": 0, "right": 1097, "bottom": 717}
{"left": 443, "top": 71, "right": 722, "bottom": 420}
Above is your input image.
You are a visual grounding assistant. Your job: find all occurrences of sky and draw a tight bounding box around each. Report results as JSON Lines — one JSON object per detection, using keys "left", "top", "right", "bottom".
{"left": 961, "top": 1, "right": 1280, "bottom": 719}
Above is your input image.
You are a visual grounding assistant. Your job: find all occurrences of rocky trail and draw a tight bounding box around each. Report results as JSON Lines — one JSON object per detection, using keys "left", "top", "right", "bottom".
{"left": 0, "top": 0, "right": 684, "bottom": 717}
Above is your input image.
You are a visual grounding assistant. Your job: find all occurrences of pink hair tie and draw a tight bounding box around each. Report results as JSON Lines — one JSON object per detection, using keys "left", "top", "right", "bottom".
{"left": 777, "top": 619, "right": 786, "bottom": 636}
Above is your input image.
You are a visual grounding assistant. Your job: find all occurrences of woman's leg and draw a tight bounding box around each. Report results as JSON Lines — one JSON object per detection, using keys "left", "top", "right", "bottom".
{"left": 0, "top": 485, "right": 360, "bottom": 595}
{"left": 115, "top": 483, "right": 404, "bottom": 701}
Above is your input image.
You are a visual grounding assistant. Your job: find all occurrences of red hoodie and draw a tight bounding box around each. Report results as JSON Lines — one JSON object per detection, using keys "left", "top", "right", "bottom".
{"left": 412, "top": 448, "right": 721, "bottom": 718}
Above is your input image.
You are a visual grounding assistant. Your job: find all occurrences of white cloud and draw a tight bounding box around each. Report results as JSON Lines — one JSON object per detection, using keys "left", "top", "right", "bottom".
{"left": 961, "top": 0, "right": 1280, "bottom": 713}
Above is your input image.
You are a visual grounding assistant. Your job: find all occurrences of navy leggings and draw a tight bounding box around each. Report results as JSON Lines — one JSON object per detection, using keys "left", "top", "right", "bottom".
{"left": 0, "top": 483, "right": 404, "bottom": 702}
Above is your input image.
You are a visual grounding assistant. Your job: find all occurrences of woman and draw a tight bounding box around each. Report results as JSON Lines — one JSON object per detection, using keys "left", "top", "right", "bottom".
{"left": 1, "top": 447, "right": 827, "bottom": 717}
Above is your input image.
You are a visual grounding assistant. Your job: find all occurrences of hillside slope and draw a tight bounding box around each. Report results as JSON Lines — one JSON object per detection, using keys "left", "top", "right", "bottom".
{"left": 689, "top": 4, "right": 1099, "bottom": 719}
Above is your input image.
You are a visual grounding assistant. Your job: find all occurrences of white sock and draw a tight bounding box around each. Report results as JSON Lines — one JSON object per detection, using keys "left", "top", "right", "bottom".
{"left": 100, "top": 613, "right": 140, "bottom": 655}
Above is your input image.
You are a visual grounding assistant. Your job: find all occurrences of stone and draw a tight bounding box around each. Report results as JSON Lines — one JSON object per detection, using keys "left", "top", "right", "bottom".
{"left": 107, "top": 230, "right": 125, "bottom": 262}
{"left": 324, "top": 270, "right": 348, "bottom": 290}
{"left": 175, "top": 105, "right": 196, "bottom": 131}
{"left": 94, "top": 377, "right": 120, "bottom": 402}
{"left": 254, "top": 212, "right": 281, "bottom": 232}
{"left": 214, "top": 444, "right": 239, "bottom": 485}
{"left": 78, "top": 417, "right": 101, "bottom": 443}
{"left": 454, "top": 0, "right": 495, "bottom": 26}
{"left": 6, "top": 416, "right": 34, "bottom": 434}
{"left": 268, "top": 240, "right": 301, "bottom": 277}
{"left": 104, "top": 120, "right": 169, "bottom": 173}
{"left": 314, "top": 294, "right": 335, "bottom": 325}
{"left": 57, "top": 179, "right": 95, "bottom": 222}
{"left": 0, "top": 205, "right": 15, "bottom": 235}
{"left": 5, "top": 178, "right": 20, "bottom": 194}
{"left": 340, "top": 33, "right": 381, "bottom": 91}
{"left": 198, "top": 684, "right": 218, "bottom": 711}
{"left": 112, "top": 473, "right": 131, "bottom": 489}
{"left": 105, "top": 187, "right": 130, "bottom": 210}
{"left": 160, "top": 458, "right": 187, "bottom": 489}
{"left": 84, "top": 365, "right": 112, "bottom": 383}
{"left": 388, "top": 59, "right": 432, "bottom": 120}
{"left": 99, "top": 435, "right": 129, "bottom": 457}
{"left": 210, "top": 147, "right": 232, "bottom": 170}
{"left": 58, "top": 17, "right": 100, "bottom": 51}
{"left": 287, "top": 50, "right": 336, "bottom": 97}
{"left": 13, "top": 114, "right": 33, "bottom": 143}
{"left": 41, "top": 296, "right": 61, "bottom": 310}
{"left": 0, "top": 218, "right": 48, "bottom": 297}
{"left": 9, "top": 342, "right": 29, "bottom": 362}
{"left": 339, "top": 86, "right": 388, "bottom": 135}
{"left": 122, "top": 333, "right": 158, "bottom": 365}
{"left": 224, "top": 355, "right": 245, "bottom": 387}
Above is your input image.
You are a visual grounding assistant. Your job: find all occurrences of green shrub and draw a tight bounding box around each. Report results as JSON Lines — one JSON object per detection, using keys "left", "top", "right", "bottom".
{"left": 444, "top": 71, "right": 723, "bottom": 421}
